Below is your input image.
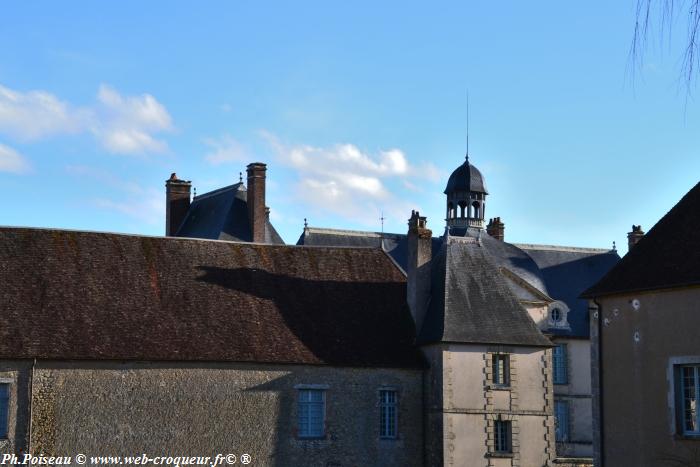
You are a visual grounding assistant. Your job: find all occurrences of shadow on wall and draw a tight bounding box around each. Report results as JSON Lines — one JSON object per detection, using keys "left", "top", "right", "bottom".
{"left": 193, "top": 266, "right": 419, "bottom": 367}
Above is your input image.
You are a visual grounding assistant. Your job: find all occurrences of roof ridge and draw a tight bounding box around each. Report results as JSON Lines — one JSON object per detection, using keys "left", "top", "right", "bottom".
{"left": 192, "top": 182, "right": 244, "bottom": 201}
{"left": 305, "top": 226, "right": 405, "bottom": 239}
{"left": 513, "top": 243, "right": 613, "bottom": 254}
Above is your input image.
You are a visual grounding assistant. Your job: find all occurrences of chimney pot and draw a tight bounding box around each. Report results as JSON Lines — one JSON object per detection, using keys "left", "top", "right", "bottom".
{"left": 247, "top": 162, "right": 268, "bottom": 243}
{"left": 407, "top": 210, "right": 433, "bottom": 333}
{"left": 486, "top": 217, "right": 505, "bottom": 241}
{"left": 165, "top": 174, "right": 192, "bottom": 236}
{"left": 627, "top": 225, "right": 645, "bottom": 251}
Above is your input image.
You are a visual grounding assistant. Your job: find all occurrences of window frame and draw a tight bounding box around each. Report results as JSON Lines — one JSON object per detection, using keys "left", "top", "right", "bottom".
{"left": 553, "top": 344, "right": 569, "bottom": 385}
{"left": 492, "top": 353, "right": 510, "bottom": 387}
{"left": 379, "top": 389, "right": 398, "bottom": 439}
{"left": 555, "top": 400, "right": 570, "bottom": 442}
{"left": 678, "top": 364, "right": 700, "bottom": 436}
{"left": 296, "top": 386, "right": 327, "bottom": 439}
{"left": 494, "top": 420, "right": 512, "bottom": 453}
{"left": 0, "top": 382, "right": 9, "bottom": 440}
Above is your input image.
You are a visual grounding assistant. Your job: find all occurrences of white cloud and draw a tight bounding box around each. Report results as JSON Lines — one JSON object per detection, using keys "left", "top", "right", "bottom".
{"left": 261, "top": 131, "right": 437, "bottom": 225}
{"left": 0, "top": 143, "right": 31, "bottom": 174}
{"left": 92, "top": 85, "right": 173, "bottom": 154}
{"left": 204, "top": 134, "right": 249, "bottom": 165}
{"left": 0, "top": 82, "right": 173, "bottom": 155}
{"left": 0, "top": 84, "right": 87, "bottom": 140}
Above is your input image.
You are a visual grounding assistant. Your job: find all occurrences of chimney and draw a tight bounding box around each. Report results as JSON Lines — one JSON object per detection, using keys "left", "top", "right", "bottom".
{"left": 627, "top": 225, "right": 644, "bottom": 251}
{"left": 407, "top": 210, "right": 432, "bottom": 334}
{"left": 487, "top": 217, "right": 505, "bottom": 241}
{"left": 165, "top": 173, "right": 191, "bottom": 236}
{"left": 246, "top": 162, "right": 267, "bottom": 243}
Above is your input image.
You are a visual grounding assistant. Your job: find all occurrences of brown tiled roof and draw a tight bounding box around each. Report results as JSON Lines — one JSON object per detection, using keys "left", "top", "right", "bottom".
{"left": 582, "top": 181, "right": 700, "bottom": 298}
{"left": 0, "top": 227, "right": 422, "bottom": 367}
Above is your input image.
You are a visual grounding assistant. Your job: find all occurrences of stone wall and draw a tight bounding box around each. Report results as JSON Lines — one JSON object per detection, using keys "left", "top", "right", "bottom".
{"left": 2, "top": 360, "right": 423, "bottom": 467}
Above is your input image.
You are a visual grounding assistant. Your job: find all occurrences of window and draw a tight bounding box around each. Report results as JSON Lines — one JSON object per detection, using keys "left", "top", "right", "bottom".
{"left": 551, "top": 307, "right": 562, "bottom": 322}
{"left": 555, "top": 400, "right": 570, "bottom": 442}
{"left": 494, "top": 420, "right": 512, "bottom": 453}
{"left": 492, "top": 354, "right": 510, "bottom": 387}
{"left": 680, "top": 365, "right": 700, "bottom": 435}
{"left": 297, "top": 389, "right": 325, "bottom": 438}
{"left": 0, "top": 383, "right": 8, "bottom": 439}
{"left": 553, "top": 344, "right": 568, "bottom": 385}
{"left": 379, "top": 389, "right": 398, "bottom": 439}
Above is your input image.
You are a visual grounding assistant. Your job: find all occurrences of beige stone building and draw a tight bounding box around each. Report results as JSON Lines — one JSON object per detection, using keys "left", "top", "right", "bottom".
{"left": 583, "top": 181, "right": 700, "bottom": 467}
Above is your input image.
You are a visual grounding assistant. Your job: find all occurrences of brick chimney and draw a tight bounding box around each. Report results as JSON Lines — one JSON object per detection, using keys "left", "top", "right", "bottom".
{"left": 165, "top": 173, "right": 191, "bottom": 236}
{"left": 487, "top": 217, "right": 505, "bottom": 241}
{"left": 627, "top": 225, "right": 644, "bottom": 251}
{"left": 246, "top": 162, "right": 267, "bottom": 243}
{"left": 407, "top": 210, "right": 432, "bottom": 334}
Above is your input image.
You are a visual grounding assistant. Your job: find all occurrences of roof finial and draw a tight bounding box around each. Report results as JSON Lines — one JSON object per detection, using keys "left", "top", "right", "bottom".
{"left": 612, "top": 241, "right": 617, "bottom": 251}
{"left": 239, "top": 172, "right": 243, "bottom": 183}
{"left": 380, "top": 211, "right": 385, "bottom": 235}
{"left": 304, "top": 217, "right": 308, "bottom": 229}
{"left": 193, "top": 187, "right": 197, "bottom": 198}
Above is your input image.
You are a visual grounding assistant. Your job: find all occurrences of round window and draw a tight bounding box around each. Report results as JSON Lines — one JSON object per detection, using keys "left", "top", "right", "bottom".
{"left": 551, "top": 308, "right": 562, "bottom": 322}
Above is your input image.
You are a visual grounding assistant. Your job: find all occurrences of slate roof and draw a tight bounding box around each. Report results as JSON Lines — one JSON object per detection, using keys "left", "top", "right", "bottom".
{"left": 418, "top": 238, "right": 551, "bottom": 347}
{"left": 0, "top": 227, "right": 422, "bottom": 367}
{"left": 582, "top": 181, "right": 700, "bottom": 298}
{"left": 516, "top": 244, "right": 619, "bottom": 337}
{"left": 444, "top": 156, "right": 488, "bottom": 194}
{"left": 297, "top": 227, "right": 548, "bottom": 296}
{"left": 176, "top": 183, "right": 284, "bottom": 244}
{"left": 296, "top": 227, "right": 441, "bottom": 274}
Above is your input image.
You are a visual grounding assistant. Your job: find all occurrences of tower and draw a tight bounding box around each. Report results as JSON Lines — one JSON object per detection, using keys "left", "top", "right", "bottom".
{"left": 443, "top": 155, "right": 488, "bottom": 232}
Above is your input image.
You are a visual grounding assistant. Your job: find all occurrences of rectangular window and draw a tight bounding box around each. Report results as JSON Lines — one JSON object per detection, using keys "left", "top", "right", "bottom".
{"left": 553, "top": 344, "right": 568, "bottom": 385}
{"left": 555, "top": 400, "right": 570, "bottom": 442}
{"left": 492, "top": 354, "right": 510, "bottom": 386}
{"left": 379, "top": 389, "right": 398, "bottom": 439}
{"left": 494, "top": 420, "right": 512, "bottom": 453}
{"left": 0, "top": 383, "right": 8, "bottom": 439}
{"left": 297, "top": 389, "right": 325, "bottom": 438}
{"left": 680, "top": 365, "right": 700, "bottom": 435}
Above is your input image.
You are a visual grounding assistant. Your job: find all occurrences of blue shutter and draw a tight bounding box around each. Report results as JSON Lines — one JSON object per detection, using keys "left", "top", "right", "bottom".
{"left": 0, "top": 384, "right": 9, "bottom": 439}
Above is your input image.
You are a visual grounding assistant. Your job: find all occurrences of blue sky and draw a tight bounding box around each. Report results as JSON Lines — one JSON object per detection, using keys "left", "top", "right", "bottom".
{"left": 1, "top": 1, "right": 698, "bottom": 253}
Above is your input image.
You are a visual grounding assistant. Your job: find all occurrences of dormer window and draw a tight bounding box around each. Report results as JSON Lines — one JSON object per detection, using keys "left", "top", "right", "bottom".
{"left": 547, "top": 301, "right": 570, "bottom": 330}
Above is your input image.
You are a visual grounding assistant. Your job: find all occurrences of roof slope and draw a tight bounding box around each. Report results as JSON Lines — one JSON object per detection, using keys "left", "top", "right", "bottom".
{"left": 297, "top": 227, "right": 441, "bottom": 273}
{"left": 0, "top": 227, "right": 421, "bottom": 367}
{"left": 418, "top": 238, "right": 552, "bottom": 347}
{"left": 176, "top": 183, "right": 284, "bottom": 244}
{"left": 519, "top": 245, "right": 619, "bottom": 337}
{"left": 582, "top": 181, "right": 700, "bottom": 298}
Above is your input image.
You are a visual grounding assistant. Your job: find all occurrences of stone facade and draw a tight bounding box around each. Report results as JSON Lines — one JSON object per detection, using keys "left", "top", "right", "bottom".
{"left": 590, "top": 287, "right": 700, "bottom": 467}
{"left": 422, "top": 344, "right": 555, "bottom": 467}
{"left": 1, "top": 361, "right": 423, "bottom": 467}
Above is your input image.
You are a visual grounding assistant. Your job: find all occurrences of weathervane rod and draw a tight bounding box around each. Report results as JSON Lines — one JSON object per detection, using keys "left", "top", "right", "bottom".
{"left": 466, "top": 90, "right": 470, "bottom": 159}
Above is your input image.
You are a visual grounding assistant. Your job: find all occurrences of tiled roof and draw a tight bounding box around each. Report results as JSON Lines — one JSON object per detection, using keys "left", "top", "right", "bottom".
{"left": 0, "top": 227, "right": 422, "bottom": 367}
{"left": 418, "top": 238, "right": 552, "bottom": 347}
{"left": 582, "top": 181, "right": 700, "bottom": 298}
{"left": 176, "top": 183, "right": 284, "bottom": 244}
{"left": 518, "top": 245, "right": 619, "bottom": 337}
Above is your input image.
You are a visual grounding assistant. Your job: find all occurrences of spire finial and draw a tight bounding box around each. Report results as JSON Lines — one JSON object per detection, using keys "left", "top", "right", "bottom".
{"left": 465, "top": 90, "right": 470, "bottom": 162}
{"left": 239, "top": 172, "right": 243, "bottom": 183}
{"left": 193, "top": 187, "right": 197, "bottom": 197}
{"left": 380, "top": 211, "right": 385, "bottom": 235}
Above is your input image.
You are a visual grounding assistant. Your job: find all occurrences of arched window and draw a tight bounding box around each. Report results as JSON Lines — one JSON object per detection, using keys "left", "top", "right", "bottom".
{"left": 459, "top": 201, "right": 467, "bottom": 218}
{"left": 472, "top": 201, "right": 481, "bottom": 218}
{"left": 448, "top": 202, "right": 455, "bottom": 219}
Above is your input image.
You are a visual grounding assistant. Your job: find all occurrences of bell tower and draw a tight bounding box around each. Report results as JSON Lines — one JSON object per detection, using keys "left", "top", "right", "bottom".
{"left": 444, "top": 154, "right": 488, "bottom": 232}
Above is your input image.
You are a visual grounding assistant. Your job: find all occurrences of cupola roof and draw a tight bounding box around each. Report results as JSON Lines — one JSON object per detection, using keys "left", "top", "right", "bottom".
{"left": 444, "top": 155, "right": 488, "bottom": 195}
